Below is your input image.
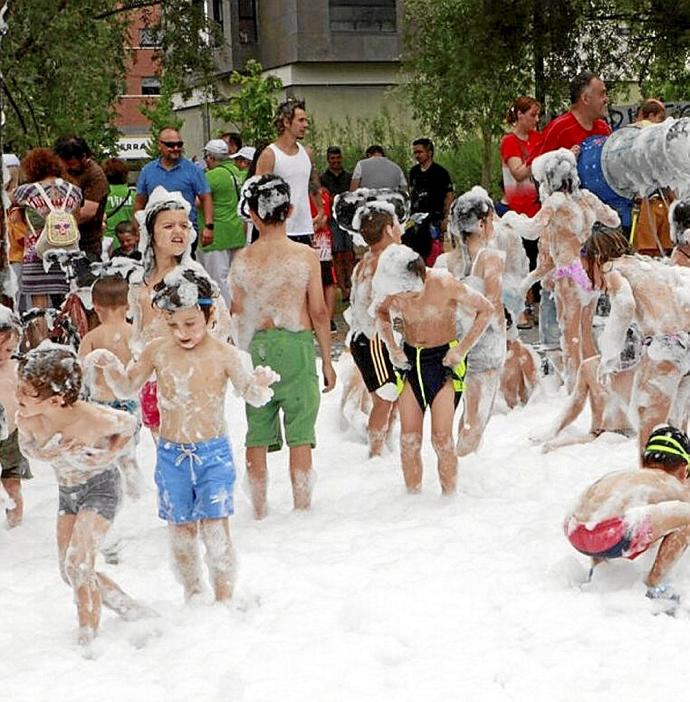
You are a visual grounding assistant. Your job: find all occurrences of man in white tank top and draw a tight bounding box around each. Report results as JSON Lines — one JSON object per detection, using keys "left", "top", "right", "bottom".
{"left": 256, "top": 99, "right": 325, "bottom": 243}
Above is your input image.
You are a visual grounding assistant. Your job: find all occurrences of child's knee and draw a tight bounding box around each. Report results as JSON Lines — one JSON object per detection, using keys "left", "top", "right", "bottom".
{"left": 431, "top": 432, "right": 454, "bottom": 455}
{"left": 400, "top": 432, "right": 421, "bottom": 457}
{"left": 64, "top": 545, "right": 95, "bottom": 587}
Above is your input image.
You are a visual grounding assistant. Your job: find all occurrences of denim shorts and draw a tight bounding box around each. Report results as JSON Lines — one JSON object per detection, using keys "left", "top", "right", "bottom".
{"left": 58, "top": 467, "right": 121, "bottom": 521}
{"left": 155, "top": 436, "right": 236, "bottom": 524}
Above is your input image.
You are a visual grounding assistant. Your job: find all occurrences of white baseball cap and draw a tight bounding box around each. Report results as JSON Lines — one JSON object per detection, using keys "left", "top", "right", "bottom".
{"left": 204, "top": 139, "right": 229, "bottom": 156}
{"left": 230, "top": 146, "right": 256, "bottom": 162}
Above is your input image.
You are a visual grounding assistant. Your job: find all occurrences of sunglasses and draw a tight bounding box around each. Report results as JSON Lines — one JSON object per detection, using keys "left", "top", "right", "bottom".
{"left": 160, "top": 140, "right": 184, "bottom": 148}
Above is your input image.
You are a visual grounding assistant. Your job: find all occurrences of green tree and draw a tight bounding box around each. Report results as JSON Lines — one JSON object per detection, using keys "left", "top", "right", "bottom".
{"left": 211, "top": 60, "right": 283, "bottom": 146}
{"left": 139, "top": 70, "right": 184, "bottom": 158}
{"left": 0, "top": 0, "right": 221, "bottom": 155}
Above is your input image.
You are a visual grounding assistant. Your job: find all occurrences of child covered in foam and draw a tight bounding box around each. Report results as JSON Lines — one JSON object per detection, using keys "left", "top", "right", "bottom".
{"left": 333, "top": 189, "right": 406, "bottom": 457}
{"left": 85, "top": 267, "right": 278, "bottom": 602}
{"left": 503, "top": 148, "right": 620, "bottom": 390}
{"left": 15, "top": 343, "right": 145, "bottom": 646}
{"left": 373, "top": 244, "right": 492, "bottom": 495}
{"left": 435, "top": 186, "right": 507, "bottom": 456}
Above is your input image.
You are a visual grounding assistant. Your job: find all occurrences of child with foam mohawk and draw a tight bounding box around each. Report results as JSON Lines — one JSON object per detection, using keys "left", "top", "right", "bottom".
{"left": 373, "top": 244, "right": 492, "bottom": 494}
{"left": 85, "top": 267, "right": 278, "bottom": 602}
{"left": 333, "top": 188, "right": 407, "bottom": 457}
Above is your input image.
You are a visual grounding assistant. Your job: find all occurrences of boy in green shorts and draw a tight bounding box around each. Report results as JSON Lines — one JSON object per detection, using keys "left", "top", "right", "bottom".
{"left": 230, "top": 174, "right": 336, "bottom": 519}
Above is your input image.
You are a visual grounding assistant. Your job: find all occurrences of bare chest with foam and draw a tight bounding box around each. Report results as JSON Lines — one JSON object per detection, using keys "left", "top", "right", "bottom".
{"left": 396, "top": 284, "right": 459, "bottom": 347}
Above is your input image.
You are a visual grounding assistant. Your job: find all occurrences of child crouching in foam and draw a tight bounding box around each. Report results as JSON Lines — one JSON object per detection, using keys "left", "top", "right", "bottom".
{"left": 15, "top": 344, "right": 144, "bottom": 646}
{"left": 85, "top": 266, "right": 278, "bottom": 602}
{"left": 78, "top": 274, "right": 142, "bottom": 499}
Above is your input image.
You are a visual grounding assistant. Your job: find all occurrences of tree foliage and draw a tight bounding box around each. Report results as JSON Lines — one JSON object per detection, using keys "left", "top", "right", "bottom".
{"left": 0, "top": 0, "right": 221, "bottom": 156}
{"left": 139, "top": 70, "right": 184, "bottom": 158}
{"left": 211, "top": 60, "right": 284, "bottom": 147}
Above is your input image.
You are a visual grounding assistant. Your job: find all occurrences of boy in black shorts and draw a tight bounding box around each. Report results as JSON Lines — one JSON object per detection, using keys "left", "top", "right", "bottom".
{"left": 334, "top": 192, "right": 403, "bottom": 456}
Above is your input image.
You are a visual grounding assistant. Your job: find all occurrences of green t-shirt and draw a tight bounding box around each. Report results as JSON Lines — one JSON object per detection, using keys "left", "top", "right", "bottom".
{"left": 199, "top": 161, "right": 247, "bottom": 251}
{"left": 104, "top": 184, "right": 134, "bottom": 250}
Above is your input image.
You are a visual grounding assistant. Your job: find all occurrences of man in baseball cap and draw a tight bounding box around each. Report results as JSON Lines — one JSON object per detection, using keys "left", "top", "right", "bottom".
{"left": 230, "top": 146, "right": 256, "bottom": 170}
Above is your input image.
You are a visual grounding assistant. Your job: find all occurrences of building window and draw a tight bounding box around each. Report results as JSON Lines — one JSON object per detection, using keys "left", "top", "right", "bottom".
{"left": 212, "top": 0, "right": 224, "bottom": 35}
{"left": 138, "top": 28, "right": 161, "bottom": 48}
{"left": 329, "top": 0, "right": 396, "bottom": 33}
{"left": 141, "top": 77, "right": 161, "bottom": 96}
{"left": 238, "top": 0, "right": 257, "bottom": 44}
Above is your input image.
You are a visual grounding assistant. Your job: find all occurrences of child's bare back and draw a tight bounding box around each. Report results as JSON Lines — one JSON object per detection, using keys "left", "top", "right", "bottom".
{"left": 79, "top": 321, "right": 133, "bottom": 402}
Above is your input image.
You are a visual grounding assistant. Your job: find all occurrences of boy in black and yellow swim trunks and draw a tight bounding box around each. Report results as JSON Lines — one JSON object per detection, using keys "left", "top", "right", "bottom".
{"left": 374, "top": 244, "right": 492, "bottom": 495}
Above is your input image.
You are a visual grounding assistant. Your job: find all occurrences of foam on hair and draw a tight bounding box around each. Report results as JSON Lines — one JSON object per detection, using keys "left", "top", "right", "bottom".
{"left": 449, "top": 186, "right": 494, "bottom": 239}
{"left": 152, "top": 264, "right": 218, "bottom": 315}
{"left": 669, "top": 198, "right": 690, "bottom": 246}
{"left": 17, "top": 341, "right": 82, "bottom": 405}
{"left": 532, "top": 148, "right": 580, "bottom": 200}
{"left": 238, "top": 174, "right": 291, "bottom": 224}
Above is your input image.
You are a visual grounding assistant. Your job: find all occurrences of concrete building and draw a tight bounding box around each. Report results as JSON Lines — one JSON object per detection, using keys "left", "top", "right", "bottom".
{"left": 175, "top": 0, "right": 410, "bottom": 158}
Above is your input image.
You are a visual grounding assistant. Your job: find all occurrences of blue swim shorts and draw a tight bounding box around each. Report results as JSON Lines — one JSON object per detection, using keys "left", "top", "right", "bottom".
{"left": 155, "top": 436, "right": 236, "bottom": 524}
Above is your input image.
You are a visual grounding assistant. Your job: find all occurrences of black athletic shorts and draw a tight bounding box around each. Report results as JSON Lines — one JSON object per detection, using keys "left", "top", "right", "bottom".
{"left": 350, "top": 332, "right": 398, "bottom": 394}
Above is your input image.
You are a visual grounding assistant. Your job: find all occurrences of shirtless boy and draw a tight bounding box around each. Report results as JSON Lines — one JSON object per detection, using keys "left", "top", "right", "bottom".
{"left": 0, "top": 310, "right": 31, "bottom": 527}
{"left": 565, "top": 426, "right": 690, "bottom": 605}
{"left": 334, "top": 190, "right": 403, "bottom": 456}
{"left": 374, "top": 245, "right": 492, "bottom": 494}
{"left": 230, "top": 174, "right": 335, "bottom": 518}
{"left": 581, "top": 224, "right": 690, "bottom": 452}
{"left": 79, "top": 275, "right": 141, "bottom": 498}
{"left": 87, "top": 267, "right": 277, "bottom": 601}
{"left": 15, "top": 344, "right": 142, "bottom": 645}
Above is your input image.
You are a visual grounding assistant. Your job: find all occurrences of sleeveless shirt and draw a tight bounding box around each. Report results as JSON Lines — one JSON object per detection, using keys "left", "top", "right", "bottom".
{"left": 268, "top": 142, "right": 314, "bottom": 237}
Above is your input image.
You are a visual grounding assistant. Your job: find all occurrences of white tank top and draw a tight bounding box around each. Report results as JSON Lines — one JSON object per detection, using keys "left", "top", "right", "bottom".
{"left": 268, "top": 142, "right": 314, "bottom": 237}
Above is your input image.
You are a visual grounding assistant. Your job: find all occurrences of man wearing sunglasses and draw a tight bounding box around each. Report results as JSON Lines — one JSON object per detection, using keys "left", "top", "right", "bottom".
{"left": 133, "top": 127, "right": 213, "bottom": 251}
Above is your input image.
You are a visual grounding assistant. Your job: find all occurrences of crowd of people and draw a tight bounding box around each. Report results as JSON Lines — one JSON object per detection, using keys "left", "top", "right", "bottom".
{"left": 5, "top": 70, "right": 690, "bottom": 647}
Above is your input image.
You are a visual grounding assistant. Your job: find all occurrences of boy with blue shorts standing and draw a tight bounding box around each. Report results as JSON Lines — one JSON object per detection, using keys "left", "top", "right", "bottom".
{"left": 230, "top": 174, "right": 336, "bottom": 519}
{"left": 86, "top": 265, "right": 278, "bottom": 601}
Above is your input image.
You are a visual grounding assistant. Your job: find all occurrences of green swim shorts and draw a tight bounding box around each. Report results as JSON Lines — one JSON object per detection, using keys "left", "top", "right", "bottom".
{"left": 245, "top": 328, "right": 320, "bottom": 451}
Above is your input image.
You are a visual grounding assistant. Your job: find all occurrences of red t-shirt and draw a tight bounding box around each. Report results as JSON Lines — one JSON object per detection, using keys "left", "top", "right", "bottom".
{"left": 500, "top": 131, "right": 542, "bottom": 216}
{"left": 528, "top": 111, "right": 611, "bottom": 164}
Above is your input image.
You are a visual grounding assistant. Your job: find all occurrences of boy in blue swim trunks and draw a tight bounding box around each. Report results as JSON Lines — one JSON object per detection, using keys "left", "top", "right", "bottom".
{"left": 374, "top": 244, "right": 492, "bottom": 495}
{"left": 86, "top": 266, "right": 278, "bottom": 601}
{"left": 230, "top": 174, "right": 336, "bottom": 519}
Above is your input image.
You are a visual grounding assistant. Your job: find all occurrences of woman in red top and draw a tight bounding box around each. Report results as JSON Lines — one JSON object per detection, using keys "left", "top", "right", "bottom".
{"left": 499, "top": 97, "right": 542, "bottom": 327}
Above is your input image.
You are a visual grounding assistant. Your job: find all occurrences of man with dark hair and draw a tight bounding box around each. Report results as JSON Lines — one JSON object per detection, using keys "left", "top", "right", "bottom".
{"left": 255, "top": 99, "right": 324, "bottom": 242}
{"left": 350, "top": 144, "right": 407, "bottom": 191}
{"left": 221, "top": 132, "right": 242, "bottom": 155}
{"left": 54, "top": 135, "right": 109, "bottom": 260}
{"left": 409, "top": 137, "right": 454, "bottom": 233}
{"left": 529, "top": 71, "right": 611, "bottom": 162}
{"left": 320, "top": 146, "right": 354, "bottom": 301}
{"left": 133, "top": 126, "right": 213, "bottom": 250}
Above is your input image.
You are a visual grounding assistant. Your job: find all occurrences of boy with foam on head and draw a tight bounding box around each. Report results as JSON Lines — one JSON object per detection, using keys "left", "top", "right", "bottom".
{"left": 230, "top": 174, "right": 336, "bottom": 519}
{"left": 565, "top": 426, "right": 690, "bottom": 609}
{"left": 0, "top": 308, "right": 31, "bottom": 527}
{"left": 15, "top": 343, "right": 144, "bottom": 645}
{"left": 111, "top": 221, "right": 141, "bottom": 261}
{"left": 86, "top": 266, "right": 278, "bottom": 602}
{"left": 373, "top": 245, "right": 493, "bottom": 495}
{"left": 78, "top": 274, "right": 141, "bottom": 499}
{"left": 333, "top": 189, "right": 406, "bottom": 457}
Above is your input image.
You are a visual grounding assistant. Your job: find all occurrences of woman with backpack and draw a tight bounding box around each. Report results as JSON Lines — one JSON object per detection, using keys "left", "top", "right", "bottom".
{"left": 13, "top": 149, "right": 82, "bottom": 310}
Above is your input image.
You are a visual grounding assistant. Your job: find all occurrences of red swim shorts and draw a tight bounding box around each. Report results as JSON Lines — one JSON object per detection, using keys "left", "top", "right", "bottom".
{"left": 564, "top": 514, "right": 655, "bottom": 560}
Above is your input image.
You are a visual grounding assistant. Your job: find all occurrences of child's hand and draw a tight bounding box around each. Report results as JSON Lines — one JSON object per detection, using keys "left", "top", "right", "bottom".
{"left": 322, "top": 359, "right": 336, "bottom": 393}
{"left": 390, "top": 348, "right": 410, "bottom": 371}
{"left": 443, "top": 346, "right": 465, "bottom": 369}
{"left": 243, "top": 365, "right": 280, "bottom": 408}
{"left": 83, "top": 348, "right": 119, "bottom": 369}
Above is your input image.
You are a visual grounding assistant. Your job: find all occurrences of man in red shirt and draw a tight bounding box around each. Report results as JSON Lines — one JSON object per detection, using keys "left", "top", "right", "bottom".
{"left": 529, "top": 71, "right": 611, "bottom": 163}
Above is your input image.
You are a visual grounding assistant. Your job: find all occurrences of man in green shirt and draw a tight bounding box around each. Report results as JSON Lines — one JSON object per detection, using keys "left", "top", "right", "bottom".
{"left": 198, "top": 139, "right": 247, "bottom": 304}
